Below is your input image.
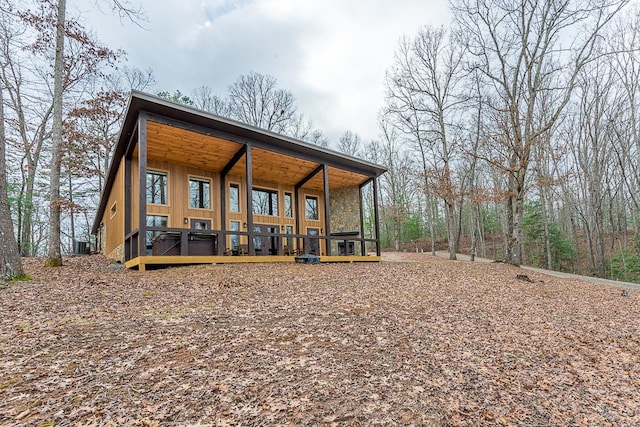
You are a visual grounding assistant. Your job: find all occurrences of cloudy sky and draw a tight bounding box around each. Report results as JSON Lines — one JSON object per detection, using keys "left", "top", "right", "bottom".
{"left": 78, "top": 0, "right": 450, "bottom": 145}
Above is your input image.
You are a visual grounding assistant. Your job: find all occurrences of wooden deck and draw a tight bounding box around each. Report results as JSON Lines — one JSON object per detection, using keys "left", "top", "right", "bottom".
{"left": 125, "top": 255, "right": 382, "bottom": 271}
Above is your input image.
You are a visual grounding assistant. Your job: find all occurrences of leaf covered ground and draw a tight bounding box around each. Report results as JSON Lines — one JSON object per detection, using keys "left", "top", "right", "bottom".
{"left": 1, "top": 254, "right": 639, "bottom": 426}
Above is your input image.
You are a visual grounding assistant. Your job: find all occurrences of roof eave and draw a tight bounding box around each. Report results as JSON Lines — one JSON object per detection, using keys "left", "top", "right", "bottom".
{"left": 91, "top": 91, "right": 387, "bottom": 235}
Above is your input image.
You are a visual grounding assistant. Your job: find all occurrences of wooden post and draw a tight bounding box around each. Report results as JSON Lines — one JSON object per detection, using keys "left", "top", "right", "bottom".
{"left": 245, "top": 144, "right": 254, "bottom": 255}
{"left": 373, "top": 177, "right": 381, "bottom": 257}
{"left": 323, "top": 163, "right": 331, "bottom": 256}
{"left": 359, "top": 179, "right": 371, "bottom": 256}
{"left": 219, "top": 174, "right": 226, "bottom": 256}
{"left": 137, "top": 113, "right": 148, "bottom": 259}
{"left": 220, "top": 145, "right": 247, "bottom": 255}
{"left": 124, "top": 156, "right": 132, "bottom": 260}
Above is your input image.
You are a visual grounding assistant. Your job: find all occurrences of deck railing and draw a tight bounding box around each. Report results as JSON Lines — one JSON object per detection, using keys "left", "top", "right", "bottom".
{"left": 124, "top": 227, "right": 379, "bottom": 261}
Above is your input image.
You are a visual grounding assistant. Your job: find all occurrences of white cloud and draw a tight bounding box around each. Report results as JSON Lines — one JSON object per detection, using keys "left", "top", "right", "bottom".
{"left": 77, "top": 0, "right": 449, "bottom": 145}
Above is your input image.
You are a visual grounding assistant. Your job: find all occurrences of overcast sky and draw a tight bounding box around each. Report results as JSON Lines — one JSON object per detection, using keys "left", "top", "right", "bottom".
{"left": 78, "top": 0, "right": 450, "bottom": 145}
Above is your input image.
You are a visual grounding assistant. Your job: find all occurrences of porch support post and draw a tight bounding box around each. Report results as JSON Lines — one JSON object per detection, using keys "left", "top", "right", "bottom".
{"left": 294, "top": 186, "right": 301, "bottom": 252}
{"left": 322, "top": 163, "right": 331, "bottom": 256}
{"left": 294, "top": 189, "right": 300, "bottom": 234}
{"left": 124, "top": 155, "right": 132, "bottom": 260}
{"left": 372, "top": 176, "right": 381, "bottom": 257}
{"left": 219, "top": 145, "right": 246, "bottom": 255}
{"left": 359, "top": 178, "right": 372, "bottom": 256}
{"left": 137, "top": 113, "right": 148, "bottom": 259}
{"left": 124, "top": 124, "right": 137, "bottom": 261}
{"left": 245, "top": 144, "right": 255, "bottom": 255}
{"left": 294, "top": 164, "right": 322, "bottom": 254}
{"left": 218, "top": 172, "right": 226, "bottom": 256}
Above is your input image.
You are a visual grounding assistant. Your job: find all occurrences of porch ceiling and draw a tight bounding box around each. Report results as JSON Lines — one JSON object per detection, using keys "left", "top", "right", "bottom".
{"left": 144, "top": 121, "right": 370, "bottom": 190}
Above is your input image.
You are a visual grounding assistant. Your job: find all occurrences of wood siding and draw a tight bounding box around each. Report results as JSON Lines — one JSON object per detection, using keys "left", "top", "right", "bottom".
{"left": 100, "top": 157, "right": 125, "bottom": 259}
{"left": 130, "top": 157, "right": 221, "bottom": 230}
{"left": 223, "top": 175, "right": 325, "bottom": 252}
{"left": 113, "top": 158, "right": 327, "bottom": 255}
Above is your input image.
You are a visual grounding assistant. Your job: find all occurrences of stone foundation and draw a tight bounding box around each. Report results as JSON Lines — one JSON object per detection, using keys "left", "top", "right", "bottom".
{"left": 106, "top": 243, "right": 125, "bottom": 263}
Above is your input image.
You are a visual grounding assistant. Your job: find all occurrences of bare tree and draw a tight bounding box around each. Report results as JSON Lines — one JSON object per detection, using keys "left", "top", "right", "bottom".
{"left": 44, "top": 0, "right": 67, "bottom": 266}
{"left": 452, "top": 0, "right": 629, "bottom": 265}
{"left": 385, "top": 26, "right": 467, "bottom": 260}
{"left": 375, "top": 120, "right": 417, "bottom": 250}
{"left": 610, "top": 9, "right": 640, "bottom": 234}
{"left": 0, "top": 66, "right": 23, "bottom": 280}
{"left": 39, "top": 0, "right": 142, "bottom": 265}
{"left": 227, "top": 71, "right": 297, "bottom": 133}
{"left": 568, "top": 58, "right": 619, "bottom": 277}
{"left": 192, "top": 85, "right": 227, "bottom": 116}
{"left": 303, "top": 129, "right": 329, "bottom": 147}
{"left": 0, "top": 5, "right": 53, "bottom": 256}
{"left": 122, "top": 65, "right": 155, "bottom": 91}
{"left": 338, "top": 130, "right": 362, "bottom": 157}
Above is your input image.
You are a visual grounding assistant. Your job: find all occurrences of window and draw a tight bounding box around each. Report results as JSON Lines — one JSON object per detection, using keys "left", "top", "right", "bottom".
{"left": 191, "top": 219, "right": 210, "bottom": 230}
{"left": 146, "top": 214, "right": 168, "bottom": 245}
{"left": 146, "top": 171, "right": 168, "bottom": 205}
{"left": 230, "top": 221, "right": 240, "bottom": 249}
{"left": 229, "top": 184, "right": 240, "bottom": 212}
{"left": 305, "top": 196, "right": 318, "bottom": 220}
{"left": 110, "top": 202, "right": 117, "bottom": 218}
{"left": 252, "top": 188, "right": 278, "bottom": 216}
{"left": 189, "top": 177, "right": 210, "bottom": 209}
{"left": 284, "top": 192, "right": 292, "bottom": 217}
{"left": 285, "top": 225, "right": 293, "bottom": 247}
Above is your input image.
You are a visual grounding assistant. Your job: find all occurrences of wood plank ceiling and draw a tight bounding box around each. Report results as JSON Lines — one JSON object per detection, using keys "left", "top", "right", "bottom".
{"left": 144, "top": 120, "right": 370, "bottom": 191}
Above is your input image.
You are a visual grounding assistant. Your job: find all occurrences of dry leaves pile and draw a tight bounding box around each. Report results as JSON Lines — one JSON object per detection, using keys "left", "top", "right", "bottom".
{"left": 1, "top": 254, "right": 639, "bottom": 426}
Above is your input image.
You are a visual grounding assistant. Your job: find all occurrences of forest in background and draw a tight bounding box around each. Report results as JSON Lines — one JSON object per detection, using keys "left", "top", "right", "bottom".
{"left": 1, "top": 0, "right": 639, "bottom": 282}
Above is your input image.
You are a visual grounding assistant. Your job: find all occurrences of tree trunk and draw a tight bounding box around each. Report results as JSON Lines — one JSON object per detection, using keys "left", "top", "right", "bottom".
{"left": 0, "top": 82, "right": 23, "bottom": 280}
{"left": 569, "top": 214, "right": 581, "bottom": 275}
{"left": 20, "top": 168, "right": 36, "bottom": 256}
{"left": 469, "top": 204, "right": 478, "bottom": 262}
{"left": 540, "top": 187, "right": 553, "bottom": 270}
{"left": 428, "top": 195, "right": 437, "bottom": 256}
{"left": 504, "top": 195, "right": 515, "bottom": 263}
{"left": 46, "top": 0, "right": 66, "bottom": 267}
{"left": 69, "top": 172, "right": 75, "bottom": 252}
{"left": 446, "top": 201, "right": 457, "bottom": 260}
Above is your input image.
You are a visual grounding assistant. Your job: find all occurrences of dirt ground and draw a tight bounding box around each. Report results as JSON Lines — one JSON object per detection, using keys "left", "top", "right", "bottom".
{"left": 1, "top": 253, "right": 639, "bottom": 426}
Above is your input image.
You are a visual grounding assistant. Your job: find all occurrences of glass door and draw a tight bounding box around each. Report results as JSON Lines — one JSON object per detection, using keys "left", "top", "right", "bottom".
{"left": 306, "top": 228, "right": 320, "bottom": 255}
{"left": 253, "top": 225, "right": 281, "bottom": 255}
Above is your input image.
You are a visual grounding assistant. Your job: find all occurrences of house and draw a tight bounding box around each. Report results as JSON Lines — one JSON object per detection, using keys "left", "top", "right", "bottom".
{"left": 91, "top": 91, "right": 387, "bottom": 270}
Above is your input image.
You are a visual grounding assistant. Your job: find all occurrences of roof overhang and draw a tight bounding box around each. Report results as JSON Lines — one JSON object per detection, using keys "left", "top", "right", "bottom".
{"left": 91, "top": 91, "right": 387, "bottom": 234}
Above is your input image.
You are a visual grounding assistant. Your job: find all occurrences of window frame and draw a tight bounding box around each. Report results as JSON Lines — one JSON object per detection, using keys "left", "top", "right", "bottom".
{"left": 284, "top": 192, "right": 293, "bottom": 218}
{"left": 229, "top": 183, "right": 240, "bottom": 213}
{"left": 305, "top": 195, "right": 319, "bottom": 220}
{"left": 252, "top": 187, "right": 279, "bottom": 216}
{"left": 189, "top": 175, "right": 212, "bottom": 210}
{"left": 146, "top": 169, "right": 169, "bottom": 206}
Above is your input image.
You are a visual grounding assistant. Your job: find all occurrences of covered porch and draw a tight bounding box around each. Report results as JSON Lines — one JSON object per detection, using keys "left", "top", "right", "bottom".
{"left": 123, "top": 226, "right": 381, "bottom": 271}
{"left": 94, "top": 92, "right": 386, "bottom": 269}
